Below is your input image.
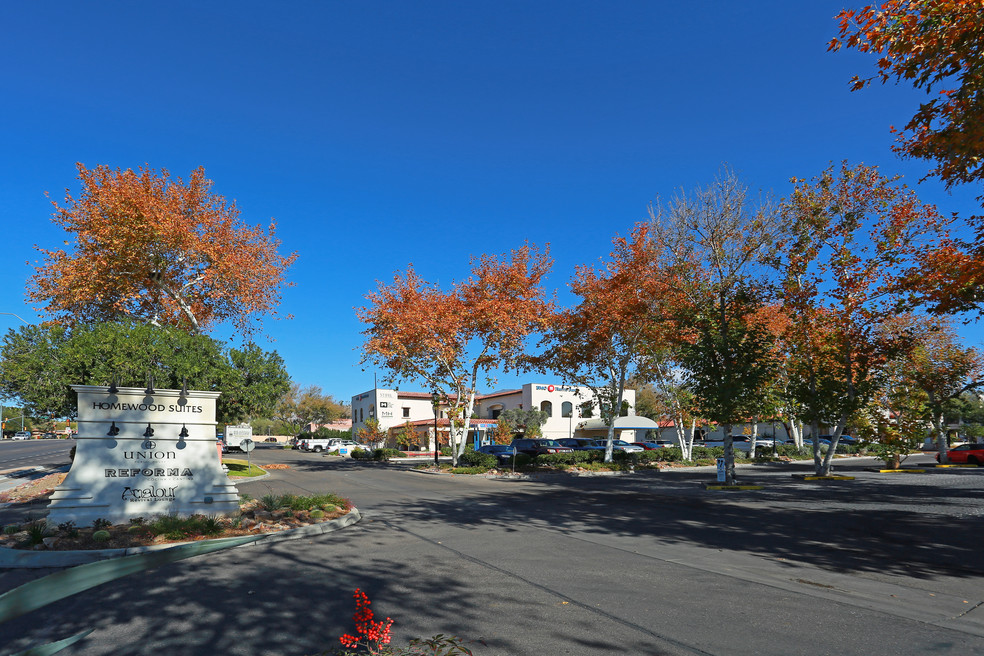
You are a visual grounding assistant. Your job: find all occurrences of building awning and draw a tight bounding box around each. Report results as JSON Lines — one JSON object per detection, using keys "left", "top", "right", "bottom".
{"left": 577, "top": 416, "right": 662, "bottom": 431}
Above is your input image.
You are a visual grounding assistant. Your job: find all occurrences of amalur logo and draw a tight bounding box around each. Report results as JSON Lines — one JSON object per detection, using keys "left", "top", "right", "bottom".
{"left": 121, "top": 485, "right": 177, "bottom": 502}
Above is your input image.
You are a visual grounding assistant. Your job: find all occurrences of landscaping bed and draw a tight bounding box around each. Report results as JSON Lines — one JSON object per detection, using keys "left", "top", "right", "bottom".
{"left": 0, "top": 471, "right": 351, "bottom": 551}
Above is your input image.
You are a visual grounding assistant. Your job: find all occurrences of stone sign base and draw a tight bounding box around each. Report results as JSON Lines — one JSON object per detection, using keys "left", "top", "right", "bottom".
{"left": 47, "top": 385, "right": 239, "bottom": 525}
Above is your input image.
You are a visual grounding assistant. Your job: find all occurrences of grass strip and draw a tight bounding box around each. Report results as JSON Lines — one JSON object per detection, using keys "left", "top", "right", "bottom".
{"left": 223, "top": 459, "right": 266, "bottom": 477}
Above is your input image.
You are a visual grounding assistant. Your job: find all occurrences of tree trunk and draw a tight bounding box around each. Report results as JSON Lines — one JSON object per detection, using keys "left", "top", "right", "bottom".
{"left": 673, "top": 418, "right": 687, "bottom": 458}
{"left": 934, "top": 412, "right": 949, "bottom": 465}
{"left": 818, "top": 420, "right": 847, "bottom": 476}
{"left": 723, "top": 423, "right": 736, "bottom": 485}
{"left": 749, "top": 420, "right": 759, "bottom": 459}
{"left": 809, "top": 420, "right": 822, "bottom": 474}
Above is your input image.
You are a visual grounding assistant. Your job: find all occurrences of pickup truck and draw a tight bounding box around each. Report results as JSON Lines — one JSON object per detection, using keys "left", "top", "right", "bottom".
{"left": 298, "top": 438, "right": 371, "bottom": 454}
{"left": 297, "top": 437, "right": 342, "bottom": 453}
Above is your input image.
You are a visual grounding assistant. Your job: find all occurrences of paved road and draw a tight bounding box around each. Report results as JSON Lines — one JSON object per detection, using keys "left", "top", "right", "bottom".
{"left": 0, "top": 439, "right": 74, "bottom": 494}
{"left": 1, "top": 447, "right": 983, "bottom": 655}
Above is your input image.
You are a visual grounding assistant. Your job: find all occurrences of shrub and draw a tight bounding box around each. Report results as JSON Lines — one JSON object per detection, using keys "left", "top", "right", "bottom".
{"left": 57, "top": 521, "right": 79, "bottom": 537}
{"left": 199, "top": 514, "right": 224, "bottom": 536}
{"left": 280, "top": 492, "right": 349, "bottom": 512}
{"left": 440, "top": 446, "right": 453, "bottom": 456}
{"left": 92, "top": 518, "right": 111, "bottom": 530}
{"left": 449, "top": 466, "right": 492, "bottom": 474}
{"left": 373, "top": 448, "right": 407, "bottom": 461}
{"left": 458, "top": 450, "right": 498, "bottom": 469}
{"left": 690, "top": 446, "right": 725, "bottom": 460}
{"left": 350, "top": 448, "right": 372, "bottom": 460}
{"left": 513, "top": 453, "right": 533, "bottom": 468}
{"left": 148, "top": 514, "right": 191, "bottom": 540}
{"left": 637, "top": 449, "right": 680, "bottom": 464}
{"left": 3, "top": 525, "right": 21, "bottom": 535}
{"left": 26, "top": 521, "right": 52, "bottom": 545}
{"left": 92, "top": 530, "right": 111, "bottom": 542}
{"left": 537, "top": 451, "right": 599, "bottom": 466}
{"left": 315, "top": 427, "right": 351, "bottom": 440}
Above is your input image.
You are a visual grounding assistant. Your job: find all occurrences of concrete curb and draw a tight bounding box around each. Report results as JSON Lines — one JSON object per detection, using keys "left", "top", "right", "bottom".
{"left": 227, "top": 471, "right": 270, "bottom": 483}
{"left": 0, "top": 508, "right": 362, "bottom": 569}
{"left": 704, "top": 485, "right": 764, "bottom": 491}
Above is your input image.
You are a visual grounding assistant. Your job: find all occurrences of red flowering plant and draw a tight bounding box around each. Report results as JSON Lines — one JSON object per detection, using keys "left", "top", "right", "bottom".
{"left": 338, "top": 589, "right": 394, "bottom": 654}
{"left": 331, "top": 589, "right": 474, "bottom": 656}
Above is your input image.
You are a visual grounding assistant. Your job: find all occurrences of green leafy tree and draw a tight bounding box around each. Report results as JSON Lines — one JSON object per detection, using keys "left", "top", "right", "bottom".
{"left": 650, "top": 169, "right": 786, "bottom": 484}
{"left": 886, "top": 315, "right": 984, "bottom": 463}
{"left": 0, "top": 321, "right": 289, "bottom": 423}
{"left": 297, "top": 385, "right": 348, "bottom": 428}
{"left": 496, "top": 408, "right": 549, "bottom": 438}
{"left": 219, "top": 343, "right": 291, "bottom": 423}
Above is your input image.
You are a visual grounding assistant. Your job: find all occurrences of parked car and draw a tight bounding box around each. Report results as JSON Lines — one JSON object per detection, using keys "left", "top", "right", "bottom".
{"left": 632, "top": 440, "right": 675, "bottom": 450}
{"left": 328, "top": 440, "right": 370, "bottom": 454}
{"left": 937, "top": 443, "right": 984, "bottom": 465}
{"left": 510, "top": 438, "right": 574, "bottom": 457}
{"left": 696, "top": 438, "right": 751, "bottom": 452}
{"left": 477, "top": 444, "right": 517, "bottom": 465}
{"left": 12, "top": 431, "right": 31, "bottom": 440}
{"left": 600, "top": 439, "right": 644, "bottom": 453}
{"left": 41, "top": 432, "right": 58, "bottom": 439}
{"left": 818, "top": 435, "right": 857, "bottom": 445}
{"left": 558, "top": 438, "right": 606, "bottom": 452}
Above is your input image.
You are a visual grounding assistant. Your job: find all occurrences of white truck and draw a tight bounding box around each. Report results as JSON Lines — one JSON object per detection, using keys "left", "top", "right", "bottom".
{"left": 297, "top": 437, "right": 342, "bottom": 453}
{"left": 223, "top": 424, "right": 253, "bottom": 452}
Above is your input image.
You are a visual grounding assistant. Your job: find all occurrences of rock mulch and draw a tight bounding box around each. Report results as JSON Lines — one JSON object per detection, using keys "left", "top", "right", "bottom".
{"left": 0, "top": 468, "right": 348, "bottom": 552}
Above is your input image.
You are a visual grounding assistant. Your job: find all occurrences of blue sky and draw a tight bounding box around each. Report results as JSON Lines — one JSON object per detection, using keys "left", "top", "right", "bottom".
{"left": 1, "top": 1, "right": 981, "bottom": 402}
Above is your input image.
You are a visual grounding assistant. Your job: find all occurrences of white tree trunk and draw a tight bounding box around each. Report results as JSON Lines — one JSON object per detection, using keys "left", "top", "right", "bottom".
{"left": 723, "top": 424, "right": 736, "bottom": 485}
{"left": 818, "top": 420, "right": 848, "bottom": 476}
{"left": 788, "top": 420, "right": 803, "bottom": 448}
{"left": 933, "top": 411, "right": 949, "bottom": 465}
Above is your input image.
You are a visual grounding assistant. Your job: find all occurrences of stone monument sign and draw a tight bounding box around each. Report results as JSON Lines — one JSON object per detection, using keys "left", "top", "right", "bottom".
{"left": 47, "top": 385, "right": 239, "bottom": 525}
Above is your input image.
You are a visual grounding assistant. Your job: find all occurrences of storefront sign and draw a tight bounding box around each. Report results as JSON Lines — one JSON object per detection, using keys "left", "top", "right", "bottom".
{"left": 46, "top": 385, "right": 239, "bottom": 525}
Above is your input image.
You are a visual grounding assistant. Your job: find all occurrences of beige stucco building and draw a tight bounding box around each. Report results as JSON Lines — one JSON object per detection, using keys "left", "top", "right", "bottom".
{"left": 351, "top": 383, "right": 654, "bottom": 449}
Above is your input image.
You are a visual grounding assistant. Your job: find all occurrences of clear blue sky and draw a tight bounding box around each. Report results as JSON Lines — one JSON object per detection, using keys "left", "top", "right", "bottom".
{"left": 1, "top": 1, "right": 981, "bottom": 402}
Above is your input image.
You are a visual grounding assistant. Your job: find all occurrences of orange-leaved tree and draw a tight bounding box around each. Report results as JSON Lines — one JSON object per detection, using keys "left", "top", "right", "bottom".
{"left": 28, "top": 163, "right": 297, "bottom": 338}
{"left": 531, "top": 223, "right": 677, "bottom": 463}
{"left": 778, "top": 162, "right": 949, "bottom": 475}
{"left": 829, "top": 1, "right": 984, "bottom": 190}
{"left": 830, "top": 2, "right": 984, "bottom": 317}
{"left": 357, "top": 244, "right": 552, "bottom": 466}
{"left": 885, "top": 314, "right": 984, "bottom": 463}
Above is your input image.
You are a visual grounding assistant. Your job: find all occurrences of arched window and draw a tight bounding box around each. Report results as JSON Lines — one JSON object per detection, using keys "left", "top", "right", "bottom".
{"left": 580, "top": 402, "right": 593, "bottom": 418}
{"left": 540, "top": 400, "right": 552, "bottom": 417}
{"left": 561, "top": 401, "right": 572, "bottom": 418}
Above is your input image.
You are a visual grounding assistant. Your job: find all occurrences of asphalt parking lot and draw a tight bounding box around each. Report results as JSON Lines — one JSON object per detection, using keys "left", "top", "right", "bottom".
{"left": 2, "top": 448, "right": 983, "bottom": 655}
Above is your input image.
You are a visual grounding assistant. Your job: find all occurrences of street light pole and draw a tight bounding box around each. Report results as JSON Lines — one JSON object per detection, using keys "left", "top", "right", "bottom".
{"left": 0, "top": 312, "right": 28, "bottom": 324}
{"left": 431, "top": 391, "right": 440, "bottom": 466}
